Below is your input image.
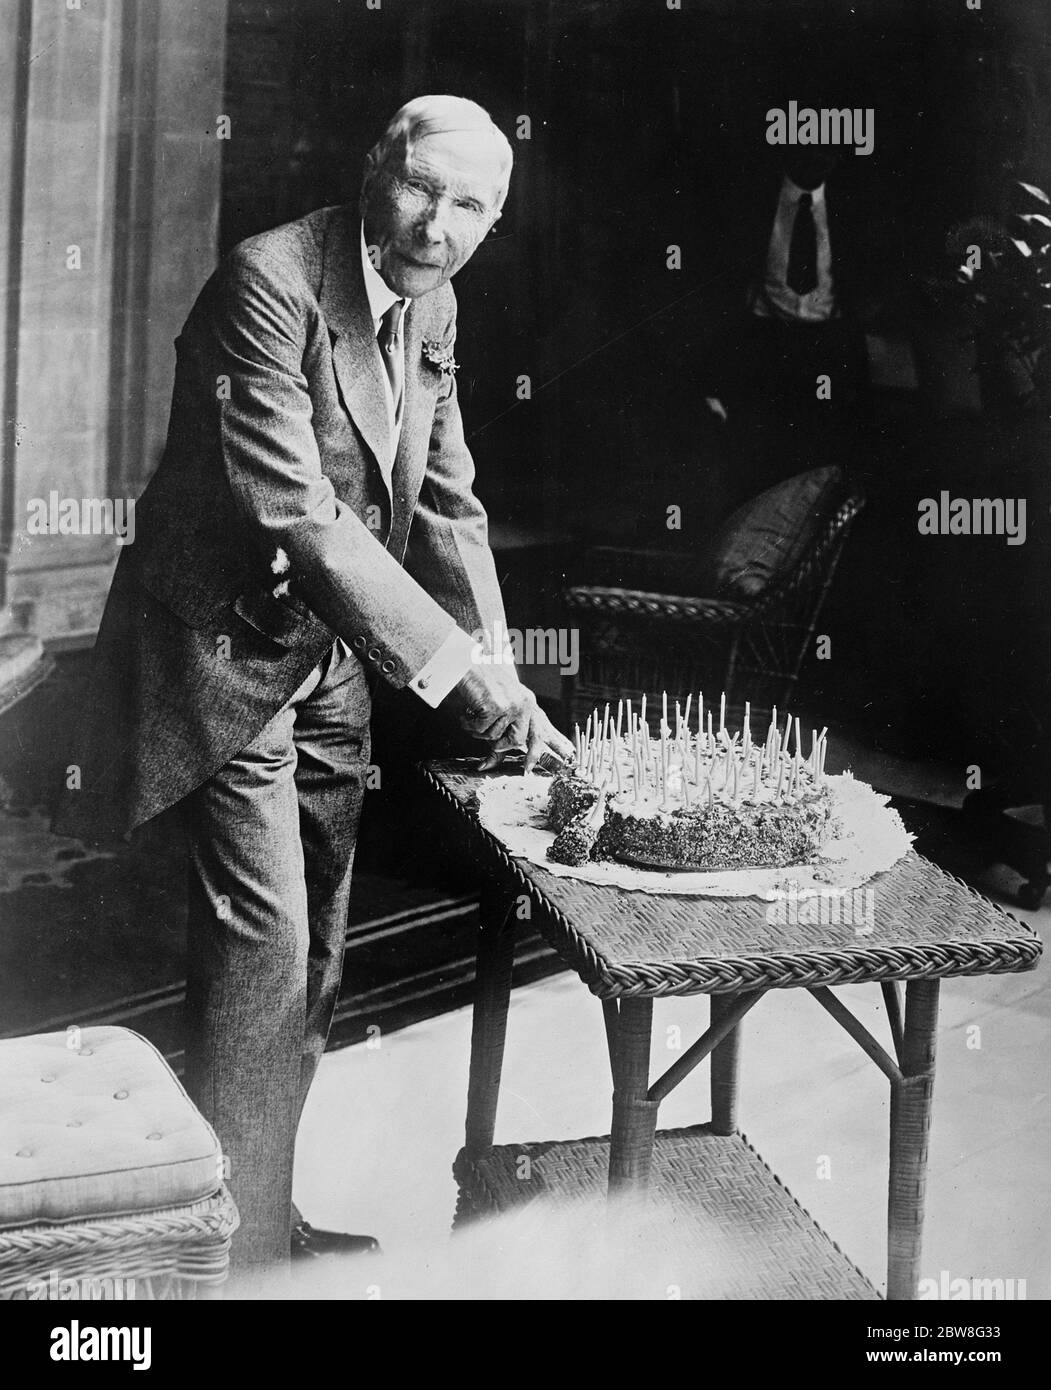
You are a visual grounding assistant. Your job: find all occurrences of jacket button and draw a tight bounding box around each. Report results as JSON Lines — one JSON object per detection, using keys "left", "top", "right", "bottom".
{"left": 367, "top": 647, "right": 381, "bottom": 662}
{"left": 352, "top": 636, "right": 366, "bottom": 652}
{"left": 381, "top": 659, "right": 395, "bottom": 674}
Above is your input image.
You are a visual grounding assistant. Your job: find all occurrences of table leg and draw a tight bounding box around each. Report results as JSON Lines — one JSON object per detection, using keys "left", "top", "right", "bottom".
{"left": 709, "top": 992, "right": 744, "bottom": 1136}
{"left": 887, "top": 978, "right": 940, "bottom": 1300}
{"left": 464, "top": 887, "right": 517, "bottom": 1159}
{"left": 608, "top": 997, "right": 658, "bottom": 1196}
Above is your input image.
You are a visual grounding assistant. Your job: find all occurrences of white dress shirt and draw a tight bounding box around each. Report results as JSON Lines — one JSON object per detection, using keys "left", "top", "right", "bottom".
{"left": 350, "top": 226, "right": 485, "bottom": 709}
{"left": 750, "top": 176, "right": 836, "bottom": 324}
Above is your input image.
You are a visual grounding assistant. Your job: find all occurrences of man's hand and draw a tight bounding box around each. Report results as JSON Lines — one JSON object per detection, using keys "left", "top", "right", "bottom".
{"left": 442, "top": 664, "right": 575, "bottom": 773}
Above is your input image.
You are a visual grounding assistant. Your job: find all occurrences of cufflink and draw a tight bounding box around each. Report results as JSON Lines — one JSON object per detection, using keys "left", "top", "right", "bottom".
{"left": 417, "top": 675, "right": 430, "bottom": 690}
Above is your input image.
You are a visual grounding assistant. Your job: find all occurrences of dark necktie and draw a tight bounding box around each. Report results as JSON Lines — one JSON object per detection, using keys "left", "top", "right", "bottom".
{"left": 377, "top": 300, "right": 405, "bottom": 427}
{"left": 786, "top": 191, "right": 818, "bottom": 296}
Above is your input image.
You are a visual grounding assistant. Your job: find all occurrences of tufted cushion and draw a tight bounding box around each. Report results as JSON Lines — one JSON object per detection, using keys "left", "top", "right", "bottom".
{"left": 0, "top": 1027, "right": 221, "bottom": 1228}
{"left": 710, "top": 466, "right": 844, "bottom": 599}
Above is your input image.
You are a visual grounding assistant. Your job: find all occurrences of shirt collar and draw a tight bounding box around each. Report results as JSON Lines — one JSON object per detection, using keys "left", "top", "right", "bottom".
{"left": 360, "top": 223, "right": 407, "bottom": 327}
{"left": 782, "top": 175, "right": 826, "bottom": 207}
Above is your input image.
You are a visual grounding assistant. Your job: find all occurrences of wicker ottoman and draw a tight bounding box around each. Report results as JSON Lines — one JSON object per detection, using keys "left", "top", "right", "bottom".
{"left": 0, "top": 1026, "right": 238, "bottom": 1300}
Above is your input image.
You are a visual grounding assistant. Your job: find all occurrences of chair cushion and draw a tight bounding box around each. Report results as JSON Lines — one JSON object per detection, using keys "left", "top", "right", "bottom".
{"left": 710, "top": 466, "right": 844, "bottom": 599}
{"left": 0, "top": 1027, "right": 221, "bottom": 1227}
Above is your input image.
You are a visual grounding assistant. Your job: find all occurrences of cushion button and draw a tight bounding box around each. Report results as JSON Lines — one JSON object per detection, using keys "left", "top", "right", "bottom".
{"left": 66, "top": 1119, "right": 82, "bottom": 1128}
{"left": 40, "top": 1074, "right": 56, "bottom": 1083}
{"left": 113, "top": 1089, "right": 129, "bottom": 1100}
{"left": 79, "top": 1048, "right": 93, "bottom": 1057}
{"left": 15, "top": 1149, "right": 33, "bottom": 1158}
{"left": 146, "top": 1132, "right": 162, "bottom": 1141}
{"left": 381, "top": 659, "right": 395, "bottom": 674}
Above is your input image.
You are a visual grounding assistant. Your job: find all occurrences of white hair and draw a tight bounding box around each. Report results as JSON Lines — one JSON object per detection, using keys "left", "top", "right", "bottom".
{"left": 364, "top": 95, "right": 513, "bottom": 211}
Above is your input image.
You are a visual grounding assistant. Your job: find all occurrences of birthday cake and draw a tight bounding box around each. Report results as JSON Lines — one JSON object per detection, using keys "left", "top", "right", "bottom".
{"left": 547, "top": 696, "right": 834, "bottom": 871}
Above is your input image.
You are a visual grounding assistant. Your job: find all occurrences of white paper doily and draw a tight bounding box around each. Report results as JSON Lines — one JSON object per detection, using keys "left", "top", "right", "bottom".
{"left": 475, "top": 772, "right": 913, "bottom": 899}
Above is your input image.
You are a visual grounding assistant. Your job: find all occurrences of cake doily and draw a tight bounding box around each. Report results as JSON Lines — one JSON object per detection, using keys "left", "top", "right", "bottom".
{"left": 475, "top": 772, "right": 913, "bottom": 899}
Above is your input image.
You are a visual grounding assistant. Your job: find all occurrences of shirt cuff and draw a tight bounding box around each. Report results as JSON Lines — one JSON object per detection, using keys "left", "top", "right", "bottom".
{"left": 408, "top": 627, "right": 480, "bottom": 709}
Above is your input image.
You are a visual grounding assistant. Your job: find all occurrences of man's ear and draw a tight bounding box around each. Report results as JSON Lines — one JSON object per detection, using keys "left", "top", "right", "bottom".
{"left": 360, "top": 153, "right": 377, "bottom": 208}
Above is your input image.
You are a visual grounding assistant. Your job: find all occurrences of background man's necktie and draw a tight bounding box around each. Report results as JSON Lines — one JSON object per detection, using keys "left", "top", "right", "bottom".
{"left": 377, "top": 300, "right": 406, "bottom": 426}
{"left": 786, "top": 191, "right": 818, "bottom": 295}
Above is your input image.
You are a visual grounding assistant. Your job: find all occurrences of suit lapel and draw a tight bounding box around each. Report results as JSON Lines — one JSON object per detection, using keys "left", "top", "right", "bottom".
{"left": 320, "top": 209, "right": 395, "bottom": 499}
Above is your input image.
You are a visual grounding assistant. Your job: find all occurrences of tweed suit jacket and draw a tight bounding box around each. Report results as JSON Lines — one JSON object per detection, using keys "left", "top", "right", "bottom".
{"left": 54, "top": 204, "right": 508, "bottom": 841}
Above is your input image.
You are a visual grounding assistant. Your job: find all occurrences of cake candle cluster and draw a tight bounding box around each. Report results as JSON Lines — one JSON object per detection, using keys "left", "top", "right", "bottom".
{"left": 547, "top": 693, "right": 833, "bottom": 870}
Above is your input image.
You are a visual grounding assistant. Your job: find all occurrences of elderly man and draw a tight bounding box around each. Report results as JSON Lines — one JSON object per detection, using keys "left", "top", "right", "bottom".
{"left": 55, "top": 95, "right": 573, "bottom": 1271}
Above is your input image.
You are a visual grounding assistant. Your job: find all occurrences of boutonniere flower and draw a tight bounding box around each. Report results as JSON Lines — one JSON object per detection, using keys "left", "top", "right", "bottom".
{"left": 422, "top": 339, "right": 459, "bottom": 376}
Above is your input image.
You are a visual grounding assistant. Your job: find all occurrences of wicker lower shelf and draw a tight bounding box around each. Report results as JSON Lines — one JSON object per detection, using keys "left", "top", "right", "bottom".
{"left": 454, "top": 1124, "right": 879, "bottom": 1300}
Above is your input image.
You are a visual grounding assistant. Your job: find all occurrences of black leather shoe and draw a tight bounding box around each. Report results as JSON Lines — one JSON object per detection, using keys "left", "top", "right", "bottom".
{"left": 290, "top": 1220, "right": 381, "bottom": 1260}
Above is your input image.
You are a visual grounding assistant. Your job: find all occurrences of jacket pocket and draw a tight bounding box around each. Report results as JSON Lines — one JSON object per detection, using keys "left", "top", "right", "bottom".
{"left": 132, "top": 553, "right": 235, "bottom": 630}
{"left": 232, "top": 586, "right": 323, "bottom": 648}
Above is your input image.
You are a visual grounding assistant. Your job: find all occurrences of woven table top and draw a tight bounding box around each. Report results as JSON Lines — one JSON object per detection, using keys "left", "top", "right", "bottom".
{"left": 454, "top": 1125, "right": 879, "bottom": 1300}
{"left": 421, "top": 761, "right": 1043, "bottom": 998}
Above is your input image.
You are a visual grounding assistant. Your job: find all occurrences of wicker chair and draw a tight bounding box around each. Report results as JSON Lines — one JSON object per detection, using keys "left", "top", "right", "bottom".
{"left": 0, "top": 1027, "right": 237, "bottom": 1300}
{"left": 562, "top": 477, "right": 866, "bottom": 729}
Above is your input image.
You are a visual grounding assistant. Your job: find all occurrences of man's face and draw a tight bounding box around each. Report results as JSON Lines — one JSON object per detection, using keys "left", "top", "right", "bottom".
{"left": 362, "top": 130, "right": 506, "bottom": 298}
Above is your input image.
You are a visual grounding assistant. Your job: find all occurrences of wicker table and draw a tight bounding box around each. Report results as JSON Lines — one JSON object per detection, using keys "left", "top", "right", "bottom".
{"left": 421, "top": 760, "right": 1042, "bottom": 1301}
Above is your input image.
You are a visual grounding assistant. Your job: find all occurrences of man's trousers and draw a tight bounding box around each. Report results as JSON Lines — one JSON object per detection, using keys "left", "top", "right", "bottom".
{"left": 180, "top": 639, "right": 372, "bottom": 1271}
